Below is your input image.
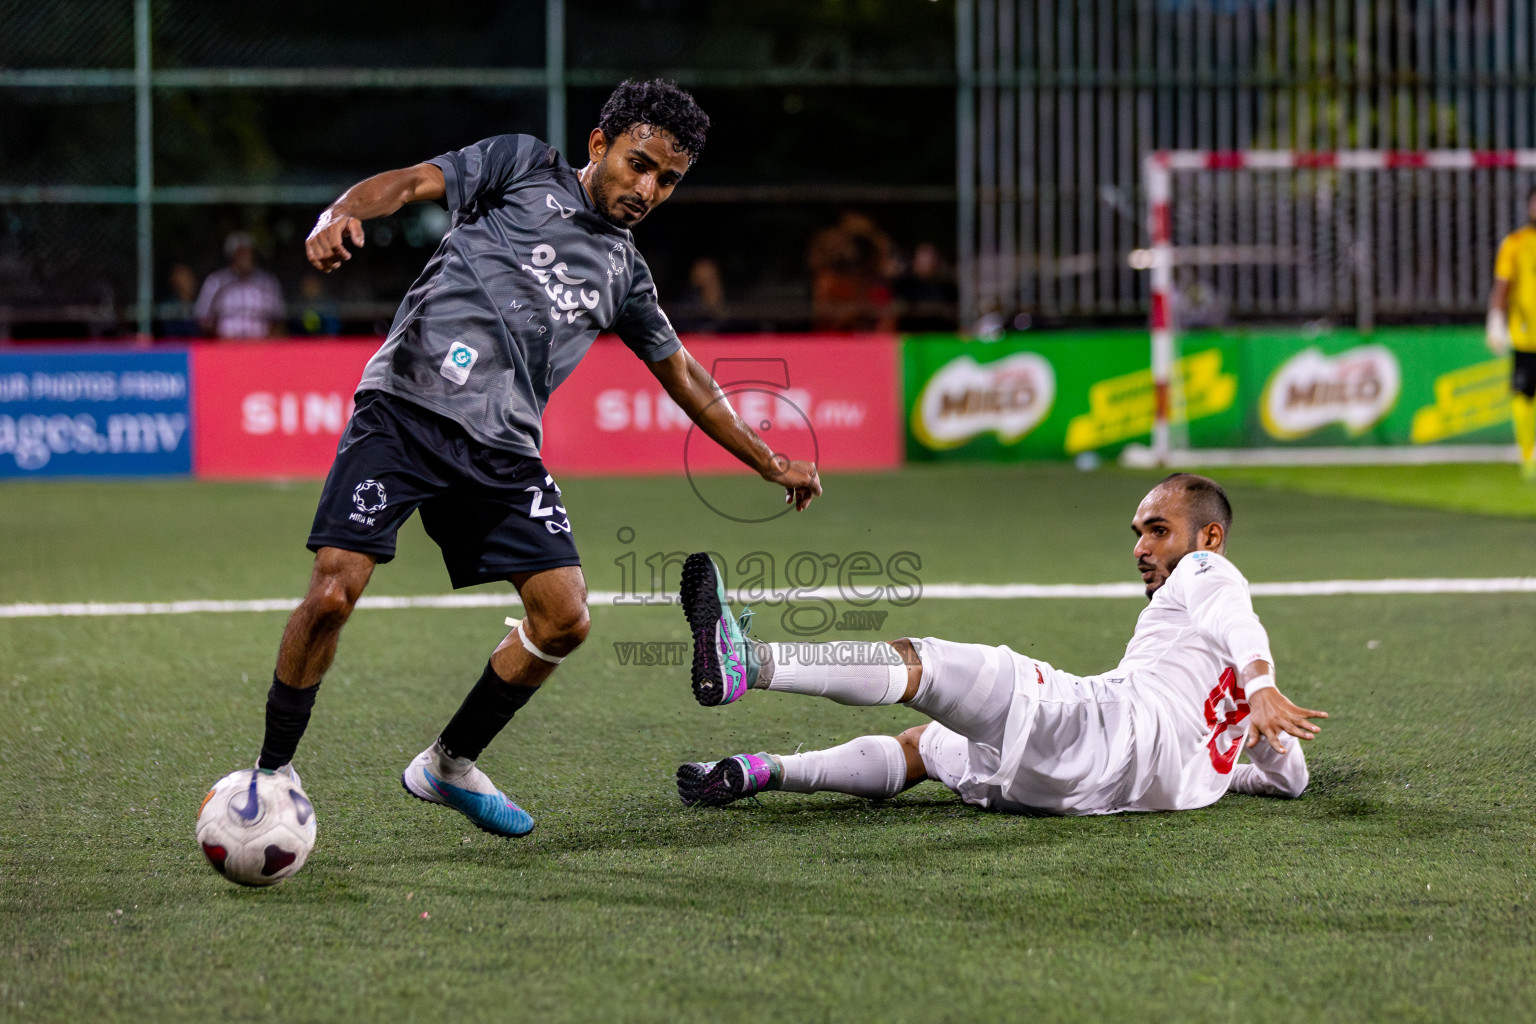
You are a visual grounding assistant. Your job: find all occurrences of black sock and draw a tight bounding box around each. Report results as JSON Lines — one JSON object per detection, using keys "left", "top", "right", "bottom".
{"left": 437, "top": 661, "right": 537, "bottom": 762}
{"left": 257, "top": 675, "right": 320, "bottom": 770}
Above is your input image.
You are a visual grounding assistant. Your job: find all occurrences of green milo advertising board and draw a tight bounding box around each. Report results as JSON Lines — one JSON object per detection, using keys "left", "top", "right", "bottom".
{"left": 903, "top": 327, "right": 1511, "bottom": 461}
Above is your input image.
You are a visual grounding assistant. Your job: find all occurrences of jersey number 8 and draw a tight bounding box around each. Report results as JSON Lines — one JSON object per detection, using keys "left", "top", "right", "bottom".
{"left": 1203, "top": 667, "right": 1251, "bottom": 774}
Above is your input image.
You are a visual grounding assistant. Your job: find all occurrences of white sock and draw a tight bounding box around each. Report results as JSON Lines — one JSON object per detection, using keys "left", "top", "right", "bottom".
{"left": 763, "top": 641, "right": 907, "bottom": 706}
{"left": 427, "top": 740, "right": 496, "bottom": 794}
{"left": 777, "top": 735, "right": 909, "bottom": 799}
{"left": 429, "top": 740, "right": 474, "bottom": 780}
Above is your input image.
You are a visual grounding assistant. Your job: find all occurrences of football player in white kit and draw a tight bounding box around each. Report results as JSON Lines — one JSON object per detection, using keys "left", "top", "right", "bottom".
{"left": 676, "top": 473, "right": 1327, "bottom": 815}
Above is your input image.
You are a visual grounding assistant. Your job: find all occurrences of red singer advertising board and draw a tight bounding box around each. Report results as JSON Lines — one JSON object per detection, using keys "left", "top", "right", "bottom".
{"left": 191, "top": 340, "right": 377, "bottom": 479}
{"left": 189, "top": 335, "right": 900, "bottom": 479}
{"left": 540, "top": 335, "right": 900, "bottom": 476}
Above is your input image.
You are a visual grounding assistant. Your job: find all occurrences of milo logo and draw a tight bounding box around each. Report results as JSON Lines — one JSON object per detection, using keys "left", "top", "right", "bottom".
{"left": 1260, "top": 345, "right": 1401, "bottom": 440}
{"left": 911, "top": 352, "right": 1055, "bottom": 450}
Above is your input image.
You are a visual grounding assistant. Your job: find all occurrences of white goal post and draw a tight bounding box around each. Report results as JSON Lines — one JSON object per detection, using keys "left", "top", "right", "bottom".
{"left": 1130, "top": 149, "right": 1536, "bottom": 469}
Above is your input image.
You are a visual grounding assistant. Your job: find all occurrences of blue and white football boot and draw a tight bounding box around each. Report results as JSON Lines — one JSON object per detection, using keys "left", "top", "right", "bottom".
{"left": 680, "top": 552, "right": 761, "bottom": 706}
{"left": 401, "top": 741, "right": 534, "bottom": 838}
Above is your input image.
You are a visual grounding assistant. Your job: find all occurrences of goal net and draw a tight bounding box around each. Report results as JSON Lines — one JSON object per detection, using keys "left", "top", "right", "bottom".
{"left": 1127, "top": 149, "right": 1536, "bottom": 467}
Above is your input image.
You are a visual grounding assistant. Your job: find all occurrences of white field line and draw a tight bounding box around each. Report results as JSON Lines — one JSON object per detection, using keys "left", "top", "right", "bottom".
{"left": 1118, "top": 443, "right": 1520, "bottom": 467}
{"left": 2, "top": 577, "right": 1535, "bottom": 619}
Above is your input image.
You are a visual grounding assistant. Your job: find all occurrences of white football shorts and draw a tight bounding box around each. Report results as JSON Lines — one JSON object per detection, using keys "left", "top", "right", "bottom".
{"left": 910, "top": 636, "right": 1138, "bottom": 815}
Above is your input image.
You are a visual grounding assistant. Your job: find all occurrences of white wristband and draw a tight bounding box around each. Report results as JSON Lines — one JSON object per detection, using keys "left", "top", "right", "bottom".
{"left": 1488, "top": 309, "right": 1512, "bottom": 353}
{"left": 1243, "top": 672, "right": 1276, "bottom": 697}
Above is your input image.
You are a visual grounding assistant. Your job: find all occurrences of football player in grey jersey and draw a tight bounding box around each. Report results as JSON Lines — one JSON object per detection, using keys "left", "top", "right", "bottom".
{"left": 250, "top": 80, "right": 820, "bottom": 840}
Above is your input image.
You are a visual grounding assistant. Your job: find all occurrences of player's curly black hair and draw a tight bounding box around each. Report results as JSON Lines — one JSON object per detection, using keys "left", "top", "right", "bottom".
{"left": 598, "top": 79, "right": 710, "bottom": 164}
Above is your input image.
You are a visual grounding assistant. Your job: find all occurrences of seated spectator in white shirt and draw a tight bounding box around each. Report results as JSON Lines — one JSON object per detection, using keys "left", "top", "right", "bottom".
{"left": 195, "top": 232, "right": 285, "bottom": 338}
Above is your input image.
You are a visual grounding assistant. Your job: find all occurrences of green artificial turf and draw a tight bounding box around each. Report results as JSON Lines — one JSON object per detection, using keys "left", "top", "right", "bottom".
{"left": 2, "top": 465, "right": 1533, "bottom": 1022}
{"left": 1216, "top": 463, "right": 1536, "bottom": 520}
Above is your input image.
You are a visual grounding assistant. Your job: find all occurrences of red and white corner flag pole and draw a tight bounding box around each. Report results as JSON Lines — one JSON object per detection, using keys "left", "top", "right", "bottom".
{"left": 1144, "top": 150, "right": 1175, "bottom": 466}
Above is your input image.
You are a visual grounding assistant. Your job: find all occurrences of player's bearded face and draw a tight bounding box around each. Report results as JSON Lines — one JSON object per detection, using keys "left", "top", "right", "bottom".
{"left": 587, "top": 158, "right": 640, "bottom": 227}
{"left": 586, "top": 127, "right": 690, "bottom": 228}
{"left": 1131, "top": 490, "right": 1197, "bottom": 598}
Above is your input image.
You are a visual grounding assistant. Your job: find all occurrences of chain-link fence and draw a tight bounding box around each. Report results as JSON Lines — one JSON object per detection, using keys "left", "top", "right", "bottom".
{"left": 959, "top": 0, "right": 1536, "bottom": 329}
{"left": 1, "top": 0, "right": 958, "bottom": 339}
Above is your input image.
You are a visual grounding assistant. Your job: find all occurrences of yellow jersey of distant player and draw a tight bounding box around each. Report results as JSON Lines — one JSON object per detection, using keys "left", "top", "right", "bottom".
{"left": 1494, "top": 225, "right": 1536, "bottom": 352}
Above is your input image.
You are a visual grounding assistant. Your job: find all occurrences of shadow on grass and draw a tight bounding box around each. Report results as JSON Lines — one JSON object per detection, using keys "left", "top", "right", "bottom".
{"left": 293, "top": 757, "right": 1496, "bottom": 906}
{"left": 331, "top": 789, "right": 1054, "bottom": 868}
{"left": 1307, "top": 756, "right": 1376, "bottom": 797}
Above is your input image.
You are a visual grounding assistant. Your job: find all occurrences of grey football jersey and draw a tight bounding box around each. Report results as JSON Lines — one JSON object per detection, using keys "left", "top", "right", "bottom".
{"left": 356, "top": 134, "right": 683, "bottom": 455}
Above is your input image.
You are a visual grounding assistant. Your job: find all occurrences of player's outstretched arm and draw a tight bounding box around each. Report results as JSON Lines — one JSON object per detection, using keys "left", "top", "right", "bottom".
{"left": 646, "top": 347, "right": 823, "bottom": 511}
{"left": 305, "top": 163, "right": 446, "bottom": 273}
{"left": 1243, "top": 664, "right": 1327, "bottom": 756}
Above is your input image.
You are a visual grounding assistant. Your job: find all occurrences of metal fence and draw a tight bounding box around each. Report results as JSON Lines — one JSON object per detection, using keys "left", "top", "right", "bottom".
{"left": 958, "top": 0, "right": 1536, "bottom": 328}
{"left": 12, "top": 1, "right": 1536, "bottom": 338}
{"left": 1, "top": 0, "right": 567, "bottom": 337}
{"left": 0, "top": 0, "right": 956, "bottom": 338}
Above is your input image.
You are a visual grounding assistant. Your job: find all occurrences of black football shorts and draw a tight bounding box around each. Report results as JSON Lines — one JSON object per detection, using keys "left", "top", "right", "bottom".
{"left": 1512, "top": 350, "right": 1536, "bottom": 399}
{"left": 307, "top": 390, "right": 580, "bottom": 588}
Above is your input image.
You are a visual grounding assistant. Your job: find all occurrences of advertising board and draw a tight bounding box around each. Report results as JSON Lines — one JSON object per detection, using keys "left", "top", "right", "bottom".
{"left": 0, "top": 349, "right": 192, "bottom": 478}
{"left": 904, "top": 327, "right": 1507, "bottom": 460}
{"left": 189, "top": 334, "right": 899, "bottom": 479}
{"left": 540, "top": 335, "right": 899, "bottom": 476}
{"left": 190, "top": 341, "right": 376, "bottom": 479}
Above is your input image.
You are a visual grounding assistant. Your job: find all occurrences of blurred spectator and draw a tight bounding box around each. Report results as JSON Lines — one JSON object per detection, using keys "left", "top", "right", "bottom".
{"left": 195, "top": 232, "right": 285, "bottom": 338}
{"left": 670, "top": 257, "right": 730, "bottom": 333}
{"left": 892, "top": 243, "right": 959, "bottom": 332}
{"left": 82, "top": 277, "right": 118, "bottom": 340}
{"left": 806, "top": 211, "right": 896, "bottom": 332}
{"left": 972, "top": 308, "right": 1007, "bottom": 341}
{"left": 293, "top": 273, "right": 341, "bottom": 336}
{"left": 1174, "top": 277, "right": 1228, "bottom": 329}
{"left": 160, "top": 262, "right": 201, "bottom": 338}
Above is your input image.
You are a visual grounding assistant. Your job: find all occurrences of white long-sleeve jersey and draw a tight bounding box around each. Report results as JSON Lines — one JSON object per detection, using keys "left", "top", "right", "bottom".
{"left": 1114, "top": 549, "right": 1282, "bottom": 811}
{"left": 935, "top": 549, "right": 1306, "bottom": 816}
